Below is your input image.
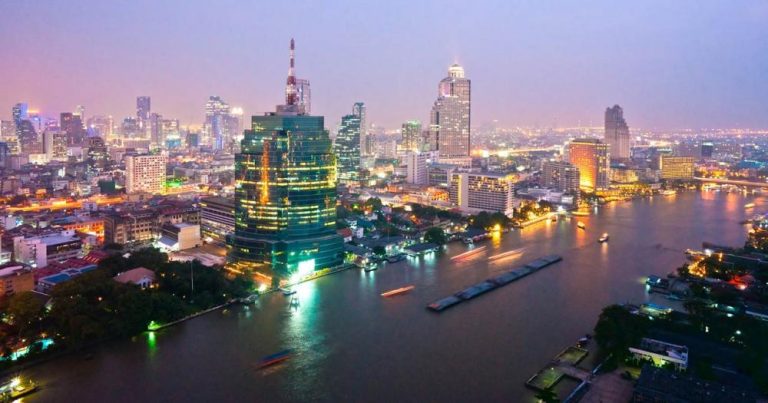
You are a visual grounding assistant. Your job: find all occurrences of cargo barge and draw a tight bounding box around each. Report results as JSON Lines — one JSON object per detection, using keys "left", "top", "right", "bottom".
{"left": 427, "top": 255, "right": 562, "bottom": 312}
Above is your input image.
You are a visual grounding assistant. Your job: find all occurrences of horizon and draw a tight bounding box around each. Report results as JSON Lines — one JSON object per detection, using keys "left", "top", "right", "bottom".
{"left": 1, "top": 1, "right": 767, "bottom": 131}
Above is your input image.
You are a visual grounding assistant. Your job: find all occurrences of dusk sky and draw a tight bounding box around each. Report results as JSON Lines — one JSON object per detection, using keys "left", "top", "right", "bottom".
{"left": 1, "top": 0, "right": 767, "bottom": 131}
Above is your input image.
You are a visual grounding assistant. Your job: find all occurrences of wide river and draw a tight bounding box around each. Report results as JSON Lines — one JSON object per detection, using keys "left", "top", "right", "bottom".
{"left": 25, "top": 191, "right": 757, "bottom": 402}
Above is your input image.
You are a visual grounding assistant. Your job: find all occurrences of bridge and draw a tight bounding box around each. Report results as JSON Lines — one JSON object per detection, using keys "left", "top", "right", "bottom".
{"left": 694, "top": 177, "right": 768, "bottom": 188}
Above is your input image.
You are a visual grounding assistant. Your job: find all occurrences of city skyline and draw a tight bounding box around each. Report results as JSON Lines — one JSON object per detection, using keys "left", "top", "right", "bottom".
{"left": 2, "top": 1, "right": 768, "bottom": 130}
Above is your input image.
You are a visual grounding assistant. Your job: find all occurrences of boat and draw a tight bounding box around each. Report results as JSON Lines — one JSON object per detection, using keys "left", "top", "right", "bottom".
{"left": 256, "top": 349, "right": 293, "bottom": 369}
{"left": 598, "top": 233, "right": 609, "bottom": 243}
{"left": 577, "top": 221, "right": 586, "bottom": 229}
{"left": 0, "top": 377, "right": 37, "bottom": 400}
{"left": 281, "top": 288, "right": 296, "bottom": 296}
{"left": 571, "top": 211, "right": 590, "bottom": 216}
{"left": 550, "top": 215, "right": 557, "bottom": 222}
{"left": 660, "top": 190, "right": 677, "bottom": 196}
{"left": 381, "top": 285, "right": 415, "bottom": 297}
{"left": 363, "top": 264, "right": 378, "bottom": 272}
{"left": 386, "top": 254, "right": 406, "bottom": 263}
{"left": 745, "top": 203, "right": 756, "bottom": 209}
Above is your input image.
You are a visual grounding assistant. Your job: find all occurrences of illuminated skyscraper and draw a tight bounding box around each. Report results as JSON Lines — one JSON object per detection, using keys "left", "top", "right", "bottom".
{"left": 401, "top": 120, "right": 422, "bottom": 152}
{"left": 229, "top": 39, "right": 343, "bottom": 284}
{"left": 567, "top": 138, "right": 610, "bottom": 192}
{"left": 43, "top": 130, "right": 68, "bottom": 162}
{"left": 61, "top": 112, "right": 86, "bottom": 146}
{"left": 335, "top": 103, "right": 364, "bottom": 183}
{"left": 430, "top": 64, "right": 471, "bottom": 160}
{"left": 296, "top": 78, "right": 311, "bottom": 115}
{"left": 604, "top": 105, "right": 630, "bottom": 160}
{"left": 205, "top": 96, "right": 241, "bottom": 150}
{"left": 136, "top": 96, "right": 151, "bottom": 132}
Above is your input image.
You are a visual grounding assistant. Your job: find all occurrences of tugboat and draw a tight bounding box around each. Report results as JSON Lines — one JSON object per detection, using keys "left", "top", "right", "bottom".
{"left": 598, "top": 233, "right": 609, "bottom": 243}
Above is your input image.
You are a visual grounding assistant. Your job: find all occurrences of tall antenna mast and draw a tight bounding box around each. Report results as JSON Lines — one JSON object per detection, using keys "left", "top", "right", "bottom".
{"left": 285, "top": 38, "right": 298, "bottom": 106}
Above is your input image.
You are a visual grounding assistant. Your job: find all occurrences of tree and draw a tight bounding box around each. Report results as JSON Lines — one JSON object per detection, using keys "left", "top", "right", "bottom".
{"left": 364, "top": 197, "right": 383, "bottom": 212}
{"left": 373, "top": 245, "right": 386, "bottom": 256}
{"left": 424, "top": 227, "right": 447, "bottom": 245}
{"left": 7, "top": 292, "right": 45, "bottom": 338}
{"left": 593, "top": 305, "right": 649, "bottom": 359}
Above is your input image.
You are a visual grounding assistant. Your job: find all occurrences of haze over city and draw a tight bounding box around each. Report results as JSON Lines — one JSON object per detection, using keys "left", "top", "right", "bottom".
{"left": 2, "top": 0, "right": 768, "bottom": 130}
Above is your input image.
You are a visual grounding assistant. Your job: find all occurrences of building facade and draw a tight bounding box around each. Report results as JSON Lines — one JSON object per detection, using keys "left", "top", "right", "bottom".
{"left": 659, "top": 155, "right": 694, "bottom": 180}
{"left": 228, "top": 39, "right": 343, "bottom": 283}
{"left": 200, "top": 196, "right": 235, "bottom": 244}
{"left": 604, "top": 105, "right": 630, "bottom": 160}
{"left": 405, "top": 151, "right": 429, "bottom": 185}
{"left": 430, "top": 64, "right": 471, "bottom": 159}
{"left": 542, "top": 160, "right": 580, "bottom": 195}
{"left": 124, "top": 153, "right": 167, "bottom": 194}
{"left": 401, "top": 120, "right": 422, "bottom": 152}
{"left": 449, "top": 172, "right": 517, "bottom": 215}
{"left": 567, "top": 138, "right": 610, "bottom": 192}
{"left": 335, "top": 103, "right": 365, "bottom": 183}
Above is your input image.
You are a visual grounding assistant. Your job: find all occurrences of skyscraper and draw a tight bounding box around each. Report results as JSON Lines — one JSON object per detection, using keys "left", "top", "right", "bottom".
{"left": 401, "top": 120, "right": 422, "bottom": 152}
{"left": 205, "top": 96, "right": 240, "bottom": 150}
{"left": 335, "top": 103, "right": 365, "bottom": 183}
{"left": 430, "top": 64, "right": 471, "bottom": 161}
{"left": 124, "top": 153, "right": 166, "bottom": 194}
{"left": 61, "top": 112, "right": 86, "bottom": 146}
{"left": 296, "top": 78, "right": 311, "bottom": 115}
{"left": 567, "top": 138, "right": 610, "bottom": 192}
{"left": 228, "top": 39, "right": 343, "bottom": 284}
{"left": 136, "top": 96, "right": 151, "bottom": 133}
{"left": 43, "top": 130, "right": 68, "bottom": 162}
{"left": 542, "top": 160, "right": 581, "bottom": 196}
{"left": 352, "top": 102, "right": 369, "bottom": 156}
{"left": 604, "top": 105, "right": 630, "bottom": 160}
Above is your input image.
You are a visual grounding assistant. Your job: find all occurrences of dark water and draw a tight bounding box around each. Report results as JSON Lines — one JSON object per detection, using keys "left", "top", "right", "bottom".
{"left": 25, "top": 191, "right": 757, "bottom": 402}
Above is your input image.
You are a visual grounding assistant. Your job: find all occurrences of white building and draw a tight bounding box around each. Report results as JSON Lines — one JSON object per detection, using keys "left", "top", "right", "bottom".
{"left": 405, "top": 151, "right": 429, "bottom": 185}
{"left": 125, "top": 153, "right": 167, "bottom": 194}
{"left": 449, "top": 172, "right": 517, "bottom": 215}
{"left": 158, "top": 223, "right": 201, "bottom": 251}
{"left": 430, "top": 64, "right": 471, "bottom": 158}
{"left": 13, "top": 230, "right": 83, "bottom": 268}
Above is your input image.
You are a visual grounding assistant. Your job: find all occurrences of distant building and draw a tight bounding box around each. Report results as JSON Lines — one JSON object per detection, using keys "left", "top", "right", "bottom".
{"left": 296, "top": 78, "right": 311, "bottom": 115}
{"left": 86, "top": 136, "right": 109, "bottom": 174}
{"left": 200, "top": 196, "right": 235, "bottom": 244}
{"left": 604, "top": 105, "right": 630, "bottom": 160}
{"left": 205, "top": 96, "right": 241, "bottom": 151}
{"left": 430, "top": 64, "right": 471, "bottom": 159}
{"left": 401, "top": 120, "right": 422, "bottom": 152}
{"left": 405, "top": 151, "right": 429, "bottom": 185}
{"left": 0, "top": 265, "right": 34, "bottom": 296}
{"left": 449, "top": 172, "right": 517, "bottom": 215}
{"left": 43, "top": 130, "right": 68, "bottom": 162}
{"left": 659, "top": 156, "right": 694, "bottom": 180}
{"left": 60, "top": 112, "right": 86, "bottom": 146}
{"left": 124, "top": 154, "right": 167, "bottom": 194}
{"left": 542, "top": 160, "right": 580, "bottom": 195}
{"left": 335, "top": 103, "right": 365, "bottom": 183}
{"left": 136, "top": 96, "right": 151, "bottom": 133}
{"left": 567, "top": 138, "right": 610, "bottom": 192}
{"left": 427, "top": 163, "right": 456, "bottom": 187}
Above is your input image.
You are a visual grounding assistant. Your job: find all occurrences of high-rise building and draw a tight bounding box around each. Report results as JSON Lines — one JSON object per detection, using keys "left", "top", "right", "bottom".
{"left": 658, "top": 156, "right": 694, "bottom": 180}
{"left": 449, "top": 172, "right": 517, "bottom": 215}
{"left": 401, "top": 120, "right": 422, "bottom": 152}
{"left": 86, "top": 136, "right": 110, "bottom": 174}
{"left": 136, "top": 96, "right": 151, "bottom": 132}
{"left": 205, "top": 96, "right": 241, "bottom": 150}
{"left": 604, "top": 105, "right": 630, "bottom": 160}
{"left": 43, "top": 130, "right": 68, "bottom": 161}
{"left": 75, "top": 105, "right": 86, "bottom": 121}
{"left": 86, "top": 115, "right": 114, "bottom": 139}
{"left": 430, "top": 64, "right": 471, "bottom": 159}
{"left": 542, "top": 160, "right": 580, "bottom": 196}
{"left": 229, "top": 39, "right": 343, "bottom": 284}
{"left": 17, "top": 120, "right": 41, "bottom": 155}
{"left": 0, "top": 120, "right": 19, "bottom": 155}
{"left": 124, "top": 154, "right": 167, "bottom": 194}
{"left": 567, "top": 138, "right": 610, "bottom": 192}
{"left": 335, "top": 103, "right": 364, "bottom": 183}
{"left": 61, "top": 112, "right": 86, "bottom": 146}
{"left": 296, "top": 78, "right": 311, "bottom": 115}
{"left": 405, "top": 151, "right": 429, "bottom": 185}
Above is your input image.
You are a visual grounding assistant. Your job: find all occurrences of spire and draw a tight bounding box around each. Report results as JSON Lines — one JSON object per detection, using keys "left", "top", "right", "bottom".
{"left": 285, "top": 38, "right": 298, "bottom": 106}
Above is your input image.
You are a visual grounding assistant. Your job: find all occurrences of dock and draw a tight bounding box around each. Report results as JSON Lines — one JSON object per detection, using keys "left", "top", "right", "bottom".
{"left": 427, "top": 254, "right": 562, "bottom": 312}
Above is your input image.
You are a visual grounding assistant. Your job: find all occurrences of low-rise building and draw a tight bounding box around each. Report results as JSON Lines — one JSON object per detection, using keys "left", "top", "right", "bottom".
{"left": 199, "top": 196, "right": 234, "bottom": 244}
{"left": 0, "top": 265, "right": 34, "bottom": 296}
{"left": 12, "top": 230, "right": 83, "bottom": 268}
{"left": 158, "top": 223, "right": 201, "bottom": 251}
{"left": 114, "top": 267, "right": 156, "bottom": 289}
{"left": 629, "top": 338, "right": 688, "bottom": 371}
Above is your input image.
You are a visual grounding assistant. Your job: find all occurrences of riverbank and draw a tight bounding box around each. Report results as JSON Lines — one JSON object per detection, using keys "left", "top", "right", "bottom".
{"left": 20, "top": 191, "right": 757, "bottom": 402}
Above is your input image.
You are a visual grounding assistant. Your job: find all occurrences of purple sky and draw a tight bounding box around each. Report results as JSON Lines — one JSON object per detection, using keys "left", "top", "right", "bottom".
{"left": 1, "top": 0, "right": 767, "bottom": 131}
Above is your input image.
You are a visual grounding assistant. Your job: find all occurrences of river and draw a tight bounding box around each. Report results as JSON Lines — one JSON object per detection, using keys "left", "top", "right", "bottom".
{"left": 24, "top": 191, "right": 757, "bottom": 402}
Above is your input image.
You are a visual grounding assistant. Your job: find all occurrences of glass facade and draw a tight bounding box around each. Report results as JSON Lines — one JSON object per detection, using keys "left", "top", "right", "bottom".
{"left": 229, "top": 114, "right": 344, "bottom": 283}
